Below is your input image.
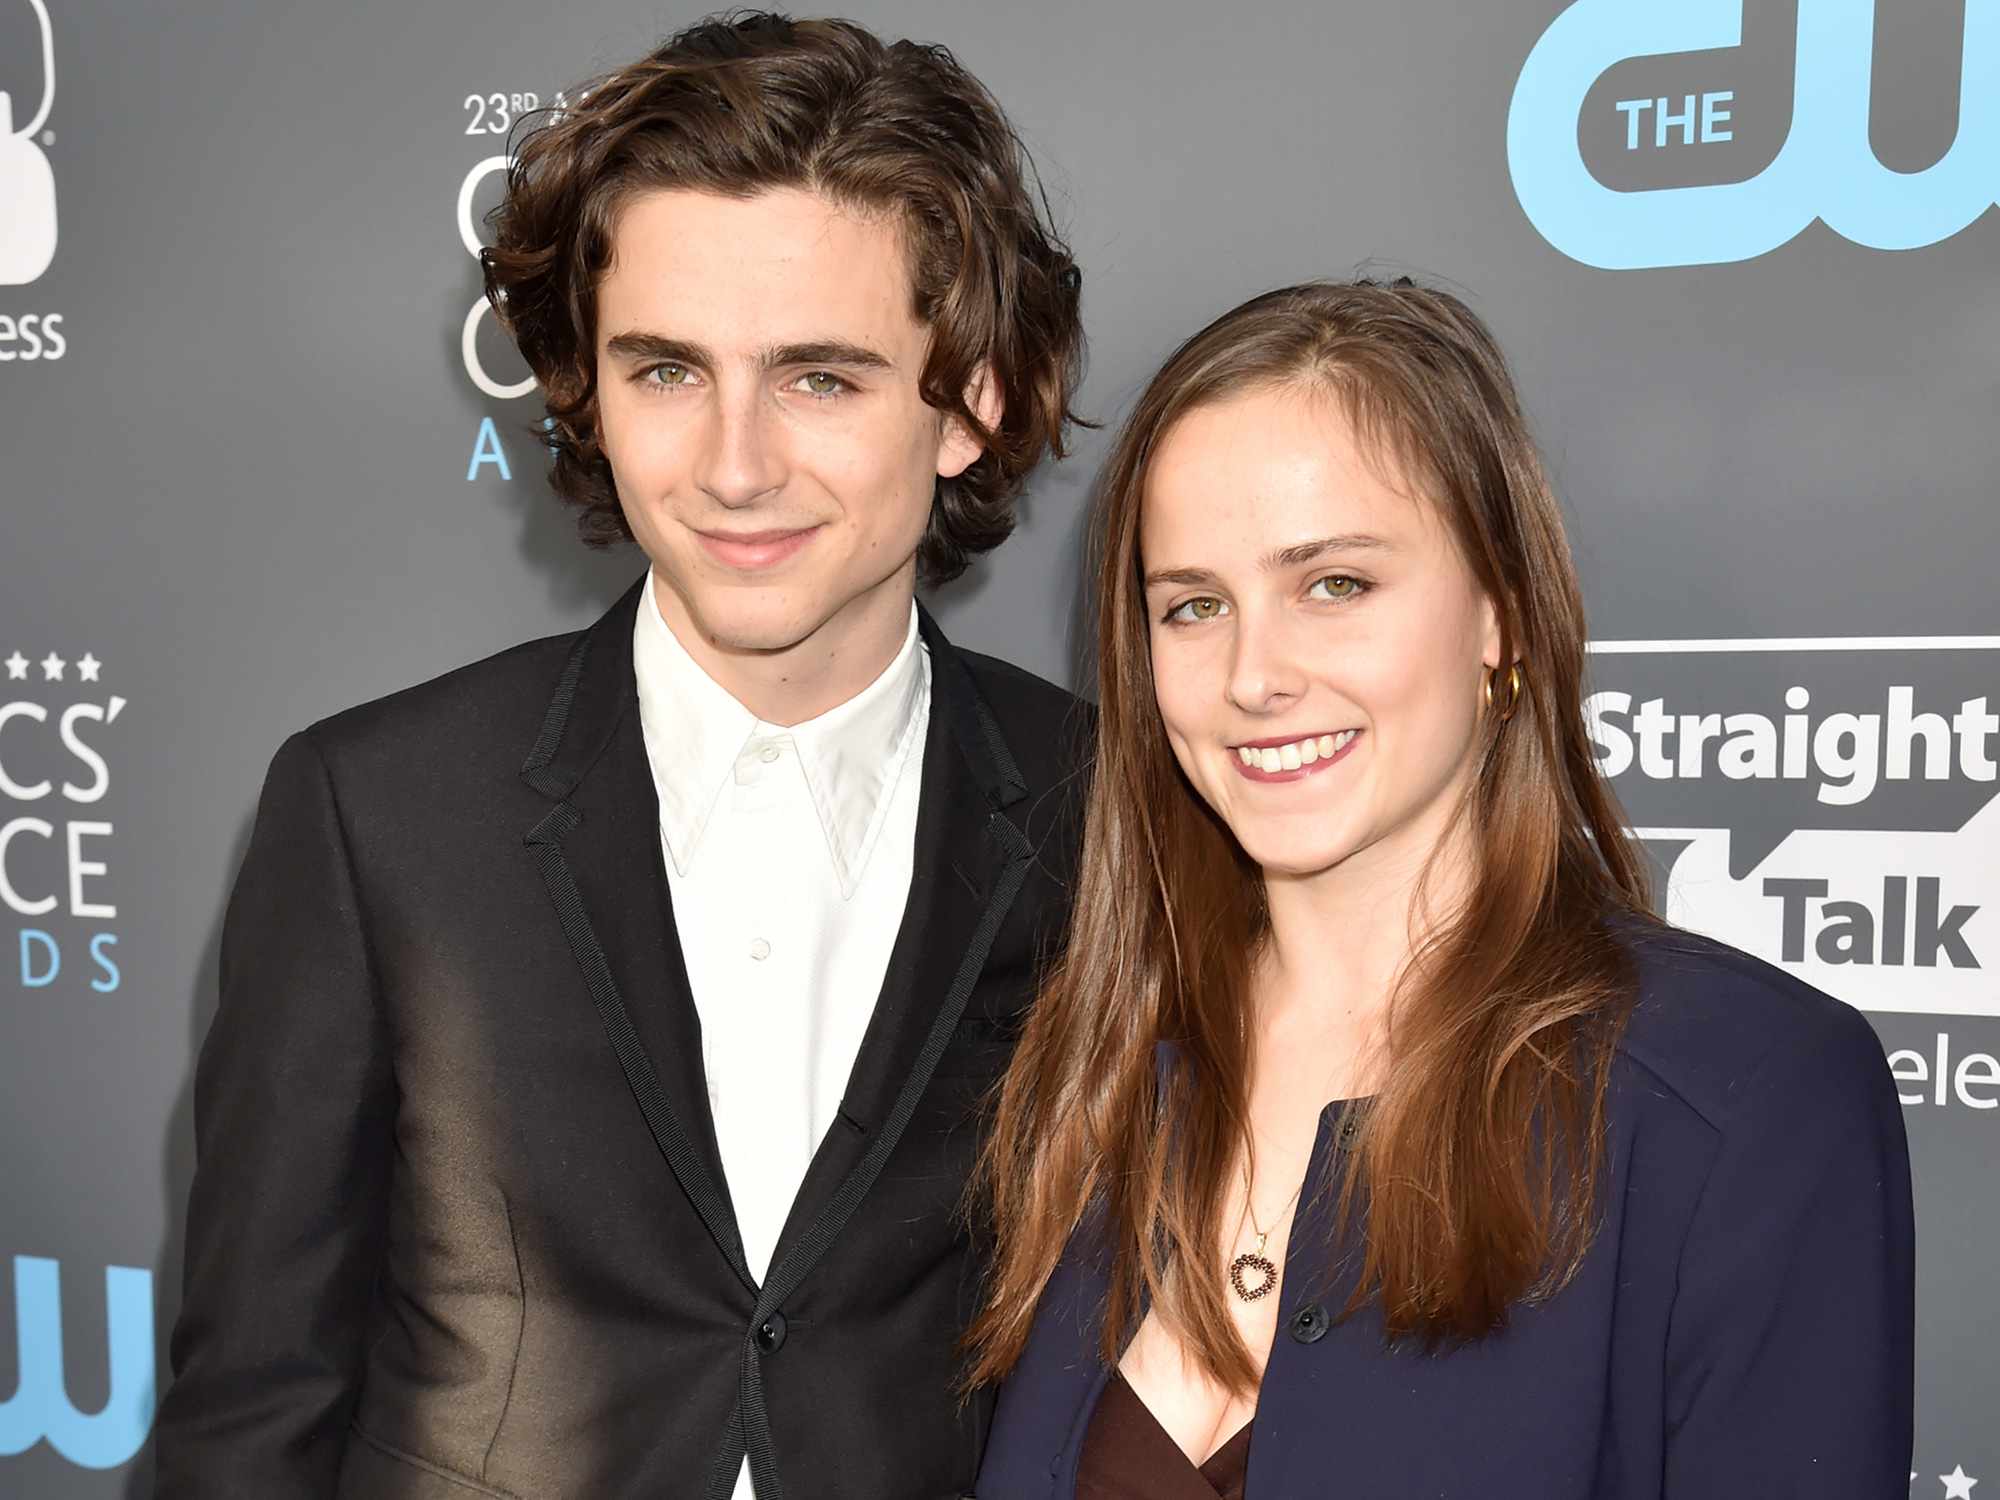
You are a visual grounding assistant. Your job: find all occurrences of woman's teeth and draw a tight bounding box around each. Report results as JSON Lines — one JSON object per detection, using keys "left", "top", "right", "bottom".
{"left": 1236, "top": 729, "right": 1358, "bottom": 773}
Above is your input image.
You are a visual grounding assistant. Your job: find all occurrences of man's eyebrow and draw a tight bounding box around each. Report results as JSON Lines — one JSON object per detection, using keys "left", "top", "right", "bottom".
{"left": 765, "top": 339, "right": 895, "bottom": 373}
{"left": 603, "top": 332, "right": 711, "bottom": 365}
{"left": 600, "top": 332, "right": 895, "bottom": 373}
{"left": 1142, "top": 534, "right": 1395, "bottom": 589}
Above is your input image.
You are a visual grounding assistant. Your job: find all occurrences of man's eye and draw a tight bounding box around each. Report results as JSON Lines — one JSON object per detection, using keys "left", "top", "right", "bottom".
{"left": 1163, "top": 596, "right": 1229, "bottom": 624}
{"left": 644, "top": 363, "right": 695, "bottom": 388}
{"left": 797, "top": 371, "right": 847, "bottom": 398}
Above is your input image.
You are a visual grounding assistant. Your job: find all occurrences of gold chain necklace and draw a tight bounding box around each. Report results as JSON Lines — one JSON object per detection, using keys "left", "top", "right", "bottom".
{"left": 1227, "top": 972, "right": 1370, "bottom": 1303}
{"left": 1228, "top": 1156, "right": 1306, "bottom": 1302}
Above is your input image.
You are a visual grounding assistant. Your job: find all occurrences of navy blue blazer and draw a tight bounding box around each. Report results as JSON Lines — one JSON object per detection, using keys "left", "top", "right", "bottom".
{"left": 976, "top": 925, "right": 1915, "bottom": 1499}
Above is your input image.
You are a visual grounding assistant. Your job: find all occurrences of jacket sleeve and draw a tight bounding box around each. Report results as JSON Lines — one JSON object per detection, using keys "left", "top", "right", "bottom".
{"left": 1662, "top": 1004, "right": 1915, "bottom": 1496}
{"left": 152, "top": 730, "right": 395, "bottom": 1497}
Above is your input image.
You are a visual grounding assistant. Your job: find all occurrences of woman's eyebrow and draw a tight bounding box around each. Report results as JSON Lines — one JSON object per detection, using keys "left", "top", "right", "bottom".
{"left": 1143, "top": 534, "right": 1395, "bottom": 589}
{"left": 1142, "top": 565, "right": 1221, "bottom": 589}
{"left": 1264, "top": 533, "right": 1395, "bottom": 569}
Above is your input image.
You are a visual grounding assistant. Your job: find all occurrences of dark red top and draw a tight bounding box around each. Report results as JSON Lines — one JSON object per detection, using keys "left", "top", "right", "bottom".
{"left": 1076, "top": 1372, "right": 1252, "bottom": 1500}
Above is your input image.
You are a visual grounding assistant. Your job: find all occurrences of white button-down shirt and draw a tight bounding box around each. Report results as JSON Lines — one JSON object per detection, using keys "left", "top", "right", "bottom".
{"left": 632, "top": 572, "right": 929, "bottom": 1498}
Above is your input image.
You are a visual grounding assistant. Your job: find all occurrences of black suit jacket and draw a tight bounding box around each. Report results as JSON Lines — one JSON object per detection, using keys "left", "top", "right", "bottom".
{"left": 154, "top": 577, "right": 1090, "bottom": 1500}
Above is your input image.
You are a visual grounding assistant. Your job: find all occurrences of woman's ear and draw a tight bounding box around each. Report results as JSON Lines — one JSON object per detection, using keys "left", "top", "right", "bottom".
{"left": 937, "top": 363, "right": 1005, "bottom": 479}
{"left": 1479, "top": 591, "right": 1507, "bottom": 671}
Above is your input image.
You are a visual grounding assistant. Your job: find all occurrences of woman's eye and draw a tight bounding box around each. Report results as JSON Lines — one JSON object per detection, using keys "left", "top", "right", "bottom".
{"left": 643, "top": 362, "right": 695, "bottom": 389}
{"left": 1309, "top": 574, "right": 1364, "bottom": 601}
{"left": 1164, "top": 596, "right": 1229, "bottom": 624}
{"left": 797, "top": 370, "right": 847, "bottom": 398}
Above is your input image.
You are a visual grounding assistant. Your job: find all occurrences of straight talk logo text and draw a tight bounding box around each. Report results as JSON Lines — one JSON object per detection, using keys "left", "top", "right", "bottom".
{"left": 1584, "top": 636, "right": 1998, "bottom": 1020}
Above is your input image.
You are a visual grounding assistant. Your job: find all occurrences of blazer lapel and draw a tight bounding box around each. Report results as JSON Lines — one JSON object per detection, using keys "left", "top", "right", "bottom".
{"left": 762, "top": 604, "right": 1035, "bottom": 1305}
{"left": 519, "top": 576, "right": 751, "bottom": 1292}
{"left": 522, "top": 589, "right": 1036, "bottom": 1500}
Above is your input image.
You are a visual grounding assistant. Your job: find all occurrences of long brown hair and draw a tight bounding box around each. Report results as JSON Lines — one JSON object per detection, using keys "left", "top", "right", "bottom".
{"left": 967, "top": 280, "right": 1654, "bottom": 1391}
{"left": 483, "top": 11, "right": 1085, "bottom": 584}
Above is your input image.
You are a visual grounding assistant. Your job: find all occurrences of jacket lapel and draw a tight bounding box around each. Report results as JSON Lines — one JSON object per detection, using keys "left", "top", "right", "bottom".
{"left": 519, "top": 576, "right": 752, "bottom": 1291}
{"left": 518, "top": 586, "right": 1036, "bottom": 1304}
{"left": 763, "top": 604, "right": 1035, "bottom": 1303}
{"left": 523, "top": 587, "right": 1036, "bottom": 1500}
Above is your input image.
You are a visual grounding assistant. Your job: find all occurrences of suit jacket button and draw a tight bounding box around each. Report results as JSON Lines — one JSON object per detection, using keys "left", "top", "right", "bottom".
{"left": 756, "top": 1312, "right": 788, "bottom": 1353}
{"left": 1288, "top": 1301, "right": 1329, "bottom": 1344}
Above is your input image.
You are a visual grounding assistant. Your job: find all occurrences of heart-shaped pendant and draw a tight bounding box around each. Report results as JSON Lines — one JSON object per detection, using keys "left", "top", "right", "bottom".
{"left": 1229, "top": 1250, "right": 1278, "bottom": 1301}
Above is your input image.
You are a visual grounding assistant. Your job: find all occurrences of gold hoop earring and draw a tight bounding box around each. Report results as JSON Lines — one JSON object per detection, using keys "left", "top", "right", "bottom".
{"left": 1484, "top": 661, "right": 1525, "bottom": 723}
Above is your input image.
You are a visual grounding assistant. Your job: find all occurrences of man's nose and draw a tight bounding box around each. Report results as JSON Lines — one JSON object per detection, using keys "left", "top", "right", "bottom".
{"left": 691, "top": 384, "right": 785, "bottom": 509}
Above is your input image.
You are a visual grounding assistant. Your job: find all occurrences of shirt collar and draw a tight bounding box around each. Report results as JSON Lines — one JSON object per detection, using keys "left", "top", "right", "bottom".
{"left": 632, "top": 570, "right": 929, "bottom": 898}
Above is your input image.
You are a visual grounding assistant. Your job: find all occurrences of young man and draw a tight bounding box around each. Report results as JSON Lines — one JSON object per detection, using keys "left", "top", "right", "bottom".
{"left": 153, "top": 16, "right": 1089, "bottom": 1498}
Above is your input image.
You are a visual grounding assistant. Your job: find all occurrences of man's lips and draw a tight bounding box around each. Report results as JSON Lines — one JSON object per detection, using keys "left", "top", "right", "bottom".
{"left": 693, "top": 525, "right": 821, "bottom": 570}
{"left": 1231, "top": 728, "right": 1363, "bottom": 782}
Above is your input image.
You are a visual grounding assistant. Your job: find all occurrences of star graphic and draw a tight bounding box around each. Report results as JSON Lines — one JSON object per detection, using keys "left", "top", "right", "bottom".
{"left": 39, "top": 652, "right": 65, "bottom": 682}
{"left": 77, "top": 652, "right": 102, "bottom": 682}
{"left": 1942, "top": 1464, "right": 1980, "bottom": 1500}
{"left": 3, "top": 651, "right": 25, "bottom": 680}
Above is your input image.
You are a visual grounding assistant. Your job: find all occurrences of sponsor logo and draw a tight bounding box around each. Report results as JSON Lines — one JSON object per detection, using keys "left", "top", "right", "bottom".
{"left": 1586, "top": 636, "right": 1998, "bottom": 1018}
{"left": 1887, "top": 1030, "right": 1999, "bottom": 1110}
{"left": 0, "top": 0, "right": 55, "bottom": 286}
{"left": 0, "top": 310, "right": 63, "bottom": 359}
{"left": 0, "top": 1255, "right": 154, "bottom": 1470}
{"left": 1508, "top": 0, "right": 1999, "bottom": 268}
{"left": 2, "top": 0, "right": 66, "bottom": 357}
{"left": 2, "top": 650, "right": 123, "bottom": 995}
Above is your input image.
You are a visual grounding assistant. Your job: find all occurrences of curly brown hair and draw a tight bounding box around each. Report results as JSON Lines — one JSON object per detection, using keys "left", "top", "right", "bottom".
{"left": 482, "top": 11, "right": 1087, "bottom": 585}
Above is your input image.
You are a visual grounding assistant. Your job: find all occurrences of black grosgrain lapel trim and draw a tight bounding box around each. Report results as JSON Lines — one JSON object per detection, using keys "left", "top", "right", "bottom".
{"left": 520, "top": 579, "right": 754, "bottom": 1294}
{"left": 524, "top": 799, "right": 752, "bottom": 1291}
{"left": 519, "top": 628, "right": 589, "bottom": 800}
{"left": 726, "top": 606, "right": 1036, "bottom": 1500}
{"left": 921, "top": 603, "right": 1029, "bottom": 811}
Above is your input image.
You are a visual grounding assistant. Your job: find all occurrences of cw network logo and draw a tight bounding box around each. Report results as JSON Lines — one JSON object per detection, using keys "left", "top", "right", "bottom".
{"left": 1508, "top": 0, "right": 1999, "bottom": 269}
{"left": 0, "top": 0, "right": 56, "bottom": 286}
{"left": 1586, "top": 635, "right": 1998, "bottom": 1018}
{"left": 0, "top": 1254, "right": 155, "bottom": 1470}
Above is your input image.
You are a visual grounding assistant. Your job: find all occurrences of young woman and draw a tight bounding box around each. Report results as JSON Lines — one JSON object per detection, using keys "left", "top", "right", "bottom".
{"left": 969, "top": 280, "right": 1913, "bottom": 1499}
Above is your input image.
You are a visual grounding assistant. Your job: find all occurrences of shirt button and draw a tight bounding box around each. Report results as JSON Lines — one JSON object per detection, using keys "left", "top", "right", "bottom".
{"left": 1288, "top": 1301, "right": 1330, "bottom": 1344}
{"left": 760, "top": 744, "right": 782, "bottom": 764}
{"left": 749, "top": 938, "right": 771, "bottom": 961}
{"left": 755, "top": 1312, "right": 788, "bottom": 1352}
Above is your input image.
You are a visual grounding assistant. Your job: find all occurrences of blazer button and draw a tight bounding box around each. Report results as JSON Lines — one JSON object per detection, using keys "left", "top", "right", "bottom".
{"left": 756, "top": 1312, "right": 788, "bottom": 1353}
{"left": 1287, "top": 1301, "right": 1330, "bottom": 1344}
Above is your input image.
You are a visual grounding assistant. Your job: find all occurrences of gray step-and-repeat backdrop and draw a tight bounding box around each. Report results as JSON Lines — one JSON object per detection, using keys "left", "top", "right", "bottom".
{"left": 3, "top": 0, "right": 1995, "bottom": 1492}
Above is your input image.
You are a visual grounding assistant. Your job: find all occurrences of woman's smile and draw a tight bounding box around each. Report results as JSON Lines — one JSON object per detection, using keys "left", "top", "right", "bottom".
{"left": 1230, "top": 728, "right": 1362, "bottom": 781}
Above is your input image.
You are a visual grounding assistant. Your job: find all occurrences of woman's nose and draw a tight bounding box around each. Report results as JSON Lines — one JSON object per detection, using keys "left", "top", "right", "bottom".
{"left": 1225, "top": 613, "right": 1307, "bottom": 713}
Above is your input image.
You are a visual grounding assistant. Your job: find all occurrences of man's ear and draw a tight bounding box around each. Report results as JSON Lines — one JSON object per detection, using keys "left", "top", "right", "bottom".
{"left": 937, "top": 362, "right": 1004, "bottom": 480}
